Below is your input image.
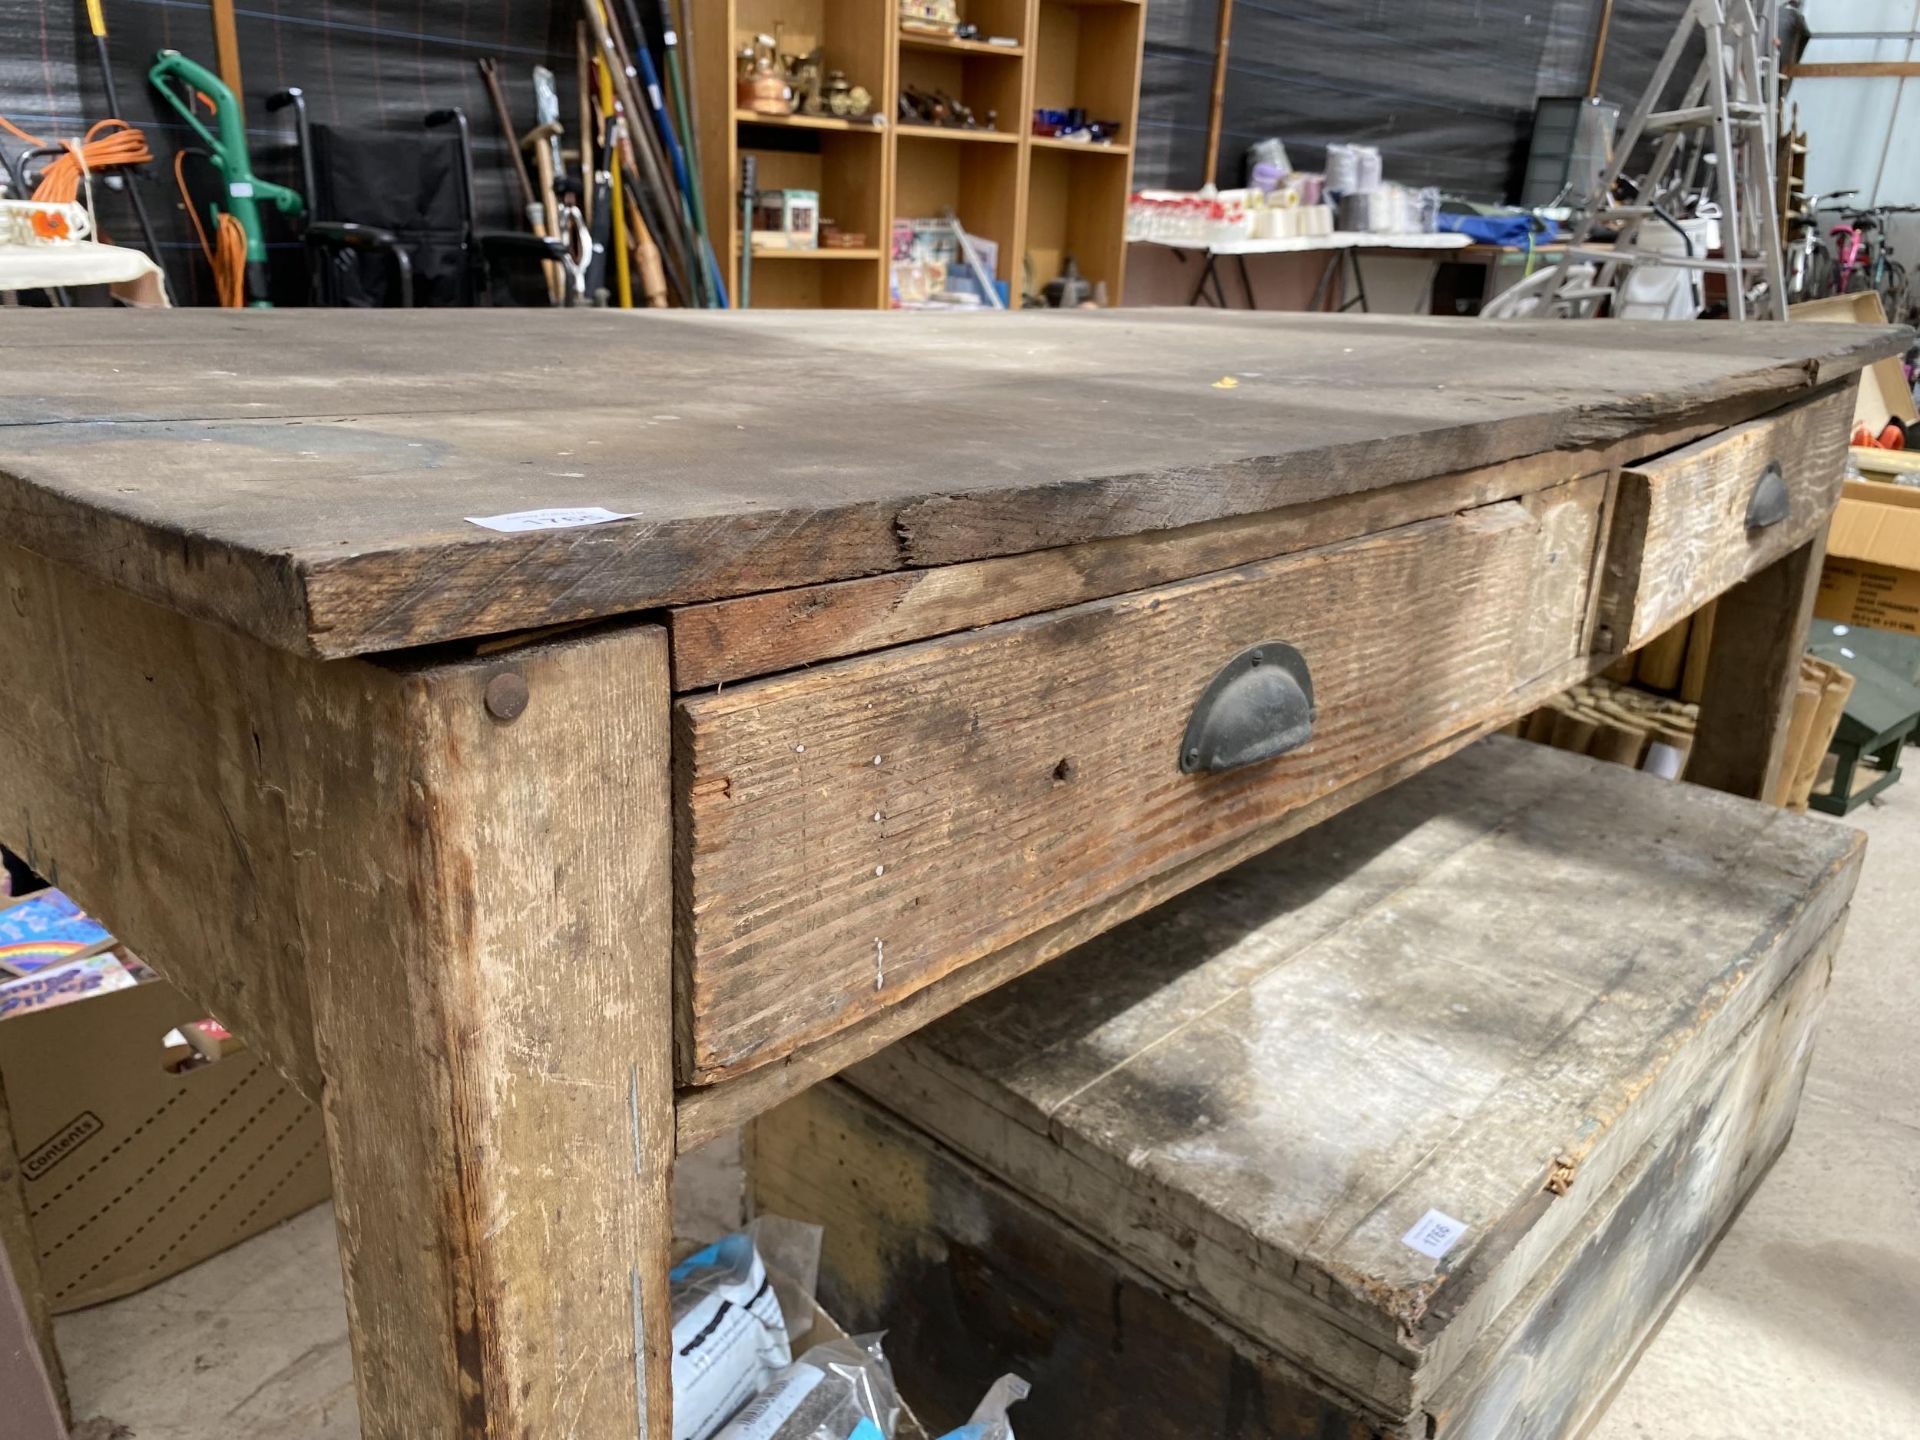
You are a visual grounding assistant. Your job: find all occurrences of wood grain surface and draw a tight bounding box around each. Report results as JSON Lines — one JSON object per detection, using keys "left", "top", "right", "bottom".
{"left": 675, "top": 486, "right": 1603, "bottom": 1083}
{"left": 842, "top": 738, "right": 1862, "bottom": 1412}
{"left": 0, "top": 309, "right": 1900, "bottom": 657}
{"left": 0, "top": 543, "right": 324, "bottom": 1090}
{"left": 674, "top": 642, "right": 1605, "bottom": 1153}
{"left": 1596, "top": 384, "right": 1853, "bottom": 653}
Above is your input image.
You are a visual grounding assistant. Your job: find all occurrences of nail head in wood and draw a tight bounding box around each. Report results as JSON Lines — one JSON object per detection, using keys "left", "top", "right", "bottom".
{"left": 485, "top": 669, "right": 530, "bottom": 721}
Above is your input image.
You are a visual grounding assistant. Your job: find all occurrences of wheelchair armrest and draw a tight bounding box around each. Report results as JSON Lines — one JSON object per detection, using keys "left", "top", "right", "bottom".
{"left": 306, "top": 221, "right": 405, "bottom": 253}
{"left": 477, "top": 230, "right": 571, "bottom": 263}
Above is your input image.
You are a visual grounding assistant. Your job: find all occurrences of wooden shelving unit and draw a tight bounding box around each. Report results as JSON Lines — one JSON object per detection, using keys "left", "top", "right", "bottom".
{"left": 697, "top": 0, "right": 1145, "bottom": 309}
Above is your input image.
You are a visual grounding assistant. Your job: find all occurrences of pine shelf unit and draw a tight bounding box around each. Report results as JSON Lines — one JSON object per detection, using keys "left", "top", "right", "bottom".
{"left": 697, "top": 0, "right": 1145, "bottom": 309}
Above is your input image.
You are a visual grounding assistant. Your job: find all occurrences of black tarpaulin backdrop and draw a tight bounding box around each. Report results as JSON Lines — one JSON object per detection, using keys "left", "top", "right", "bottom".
{"left": 3, "top": 0, "right": 1696, "bottom": 303}
{"left": 1, "top": 0, "right": 579, "bottom": 304}
{"left": 1133, "top": 0, "right": 1694, "bottom": 199}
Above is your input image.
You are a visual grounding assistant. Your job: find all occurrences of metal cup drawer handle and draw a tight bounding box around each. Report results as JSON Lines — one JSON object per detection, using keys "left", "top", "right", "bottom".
{"left": 1745, "top": 460, "right": 1790, "bottom": 530}
{"left": 1180, "top": 642, "right": 1316, "bottom": 774}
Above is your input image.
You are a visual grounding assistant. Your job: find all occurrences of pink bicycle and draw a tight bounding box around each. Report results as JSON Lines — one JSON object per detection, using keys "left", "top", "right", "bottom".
{"left": 1824, "top": 204, "right": 1911, "bottom": 322}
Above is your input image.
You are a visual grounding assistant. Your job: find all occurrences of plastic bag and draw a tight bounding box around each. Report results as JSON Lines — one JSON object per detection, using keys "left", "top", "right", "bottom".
{"left": 672, "top": 1231, "right": 795, "bottom": 1440}
{"left": 934, "top": 1374, "right": 1030, "bottom": 1440}
{"left": 713, "top": 1333, "right": 901, "bottom": 1440}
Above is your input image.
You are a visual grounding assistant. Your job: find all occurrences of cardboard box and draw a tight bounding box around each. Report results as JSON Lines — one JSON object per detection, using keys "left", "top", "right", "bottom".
{"left": 0, "top": 894, "right": 330, "bottom": 1313}
{"left": 1818, "top": 477, "right": 1920, "bottom": 638}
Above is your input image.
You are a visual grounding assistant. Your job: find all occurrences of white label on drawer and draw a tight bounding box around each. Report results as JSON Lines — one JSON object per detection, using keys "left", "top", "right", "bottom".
{"left": 1402, "top": 1209, "right": 1468, "bottom": 1260}
{"left": 465, "top": 506, "right": 635, "bottom": 533}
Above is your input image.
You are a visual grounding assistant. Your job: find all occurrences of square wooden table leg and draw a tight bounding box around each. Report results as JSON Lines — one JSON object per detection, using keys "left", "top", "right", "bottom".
{"left": 289, "top": 629, "right": 677, "bottom": 1438}
{"left": 1688, "top": 531, "right": 1828, "bottom": 801}
{"left": 0, "top": 542, "right": 676, "bottom": 1439}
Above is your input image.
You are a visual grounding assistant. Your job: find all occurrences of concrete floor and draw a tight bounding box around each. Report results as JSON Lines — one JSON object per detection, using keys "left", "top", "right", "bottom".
{"left": 51, "top": 782, "right": 1920, "bottom": 1438}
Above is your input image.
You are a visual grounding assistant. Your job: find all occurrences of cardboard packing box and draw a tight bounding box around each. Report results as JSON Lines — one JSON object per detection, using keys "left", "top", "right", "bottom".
{"left": 1819, "top": 477, "right": 1920, "bottom": 637}
{"left": 0, "top": 891, "right": 330, "bottom": 1313}
{"left": 1790, "top": 293, "right": 1920, "bottom": 637}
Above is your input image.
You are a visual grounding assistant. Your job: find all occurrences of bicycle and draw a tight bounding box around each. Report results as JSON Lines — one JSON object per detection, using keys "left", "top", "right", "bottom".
{"left": 1785, "top": 188, "right": 1852, "bottom": 302}
{"left": 1828, "top": 204, "right": 1911, "bottom": 322}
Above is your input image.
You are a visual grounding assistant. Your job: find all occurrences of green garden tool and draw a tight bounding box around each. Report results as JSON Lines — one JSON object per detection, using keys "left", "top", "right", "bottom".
{"left": 148, "top": 49, "right": 303, "bottom": 306}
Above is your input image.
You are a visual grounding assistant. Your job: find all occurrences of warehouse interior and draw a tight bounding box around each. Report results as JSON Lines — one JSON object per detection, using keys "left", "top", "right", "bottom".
{"left": 2, "top": 2, "right": 1918, "bottom": 1439}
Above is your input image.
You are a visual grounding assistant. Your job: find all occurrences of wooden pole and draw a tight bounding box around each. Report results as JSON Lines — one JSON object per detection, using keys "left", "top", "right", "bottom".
{"left": 1204, "top": 0, "right": 1234, "bottom": 187}
{"left": 211, "top": 0, "right": 245, "bottom": 118}
{"left": 1587, "top": 0, "right": 1615, "bottom": 98}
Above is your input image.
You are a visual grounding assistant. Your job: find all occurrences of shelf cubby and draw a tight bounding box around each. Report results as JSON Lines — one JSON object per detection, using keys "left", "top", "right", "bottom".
{"left": 698, "top": 0, "right": 1142, "bottom": 309}
{"left": 1024, "top": 141, "right": 1132, "bottom": 303}
{"left": 893, "top": 129, "right": 1024, "bottom": 290}
{"left": 1031, "top": 0, "right": 1144, "bottom": 141}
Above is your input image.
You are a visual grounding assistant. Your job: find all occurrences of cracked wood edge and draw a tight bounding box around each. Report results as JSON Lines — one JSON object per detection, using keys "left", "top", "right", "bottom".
{"left": 667, "top": 394, "right": 1795, "bottom": 691}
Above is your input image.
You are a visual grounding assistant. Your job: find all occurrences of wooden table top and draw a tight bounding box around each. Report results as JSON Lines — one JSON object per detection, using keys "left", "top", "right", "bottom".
{"left": 1, "top": 309, "right": 1902, "bottom": 657}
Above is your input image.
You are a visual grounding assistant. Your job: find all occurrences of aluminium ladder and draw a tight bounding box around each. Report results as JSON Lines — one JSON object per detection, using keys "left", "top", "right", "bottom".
{"left": 1541, "top": 0, "right": 1788, "bottom": 321}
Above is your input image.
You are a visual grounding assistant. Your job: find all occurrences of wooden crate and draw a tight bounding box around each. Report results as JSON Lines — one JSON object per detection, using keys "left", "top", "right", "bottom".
{"left": 749, "top": 737, "right": 1861, "bottom": 1438}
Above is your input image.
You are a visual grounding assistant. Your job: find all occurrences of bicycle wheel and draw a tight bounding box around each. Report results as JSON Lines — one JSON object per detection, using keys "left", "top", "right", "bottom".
{"left": 1845, "top": 264, "right": 1874, "bottom": 294}
{"left": 1882, "top": 261, "right": 1910, "bottom": 323}
{"left": 1806, "top": 242, "right": 1836, "bottom": 299}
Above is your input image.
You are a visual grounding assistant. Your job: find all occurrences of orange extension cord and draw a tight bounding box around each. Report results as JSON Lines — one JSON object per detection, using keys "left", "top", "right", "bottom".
{"left": 172, "top": 149, "right": 247, "bottom": 307}
{"left": 0, "top": 114, "right": 151, "bottom": 203}
{"left": 3, "top": 111, "right": 246, "bottom": 307}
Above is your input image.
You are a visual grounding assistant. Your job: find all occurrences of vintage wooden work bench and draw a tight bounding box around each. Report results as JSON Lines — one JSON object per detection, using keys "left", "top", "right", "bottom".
{"left": 0, "top": 310, "right": 1903, "bottom": 1438}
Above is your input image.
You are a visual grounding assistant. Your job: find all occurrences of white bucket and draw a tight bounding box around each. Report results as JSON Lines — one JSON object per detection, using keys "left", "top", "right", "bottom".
{"left": 1616, "top": 215, "right": 1718, "bottom": 321}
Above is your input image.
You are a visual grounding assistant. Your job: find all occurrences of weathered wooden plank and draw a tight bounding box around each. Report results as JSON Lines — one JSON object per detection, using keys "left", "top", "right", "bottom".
{"left": 668, "top": 403, "right": 1762, "bottom": 692}
{"left": 0, "top": 310, "right": 1899, "bottom": 657}
{"left": 675, "top": 490, "right": 1601, "bottom": 1084}
{"left": 843, "top": 739, "right": 1862, "bottom": 1409}
{"left": 748, "top": 1080, "right": 1379, "bottom": 1440}
{"left": 1594, "top": 384, "right": 1853, "bottom": 654}
{"left": 287, "top": 625, "right": 675, "bottom": 1440}
{"left": 751, "top": 915, "right": 1836, "bottom": 1439}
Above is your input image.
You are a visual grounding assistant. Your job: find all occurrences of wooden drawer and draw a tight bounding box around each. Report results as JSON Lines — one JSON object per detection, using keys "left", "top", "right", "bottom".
{"left": 1595, "top": 385, "right": 1854, "bottom": 654}
{"left": 673, "top": 480, "right": 1604, "bottom": 1084}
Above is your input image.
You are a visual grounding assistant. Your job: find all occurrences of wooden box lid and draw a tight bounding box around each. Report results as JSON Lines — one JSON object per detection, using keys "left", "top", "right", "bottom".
{"left": 844, "top": 737, "right": 1862, "bottom": 1415}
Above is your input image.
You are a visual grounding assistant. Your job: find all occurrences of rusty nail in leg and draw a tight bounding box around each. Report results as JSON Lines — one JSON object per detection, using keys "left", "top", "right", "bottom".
{"left": 484, "top": 670, "right": 530, "bottom": 721}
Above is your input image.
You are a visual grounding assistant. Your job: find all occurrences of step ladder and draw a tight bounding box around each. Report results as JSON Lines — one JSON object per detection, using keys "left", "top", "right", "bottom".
{"left": 1540, "top": 0, "right": 1787, "bottom": 321}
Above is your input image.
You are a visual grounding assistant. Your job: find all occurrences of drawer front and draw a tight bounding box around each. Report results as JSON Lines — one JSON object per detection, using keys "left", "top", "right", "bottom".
{"left": 1596, "top": 385, "right": 1853, "bottom": 654}
{"left": 675, "top": 484, "right": 1603, "bottom": 1084}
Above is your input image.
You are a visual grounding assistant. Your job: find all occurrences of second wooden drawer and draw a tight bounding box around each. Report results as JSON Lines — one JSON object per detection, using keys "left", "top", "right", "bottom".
{"left": 1595, "top": 384, "right": 1854, "bottom": 654}
{"left": 674, "top": 483, "right": 1603, "bottom": 1083}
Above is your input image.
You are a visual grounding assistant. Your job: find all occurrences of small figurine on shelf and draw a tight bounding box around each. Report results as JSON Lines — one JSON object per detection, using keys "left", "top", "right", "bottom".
{"left": 790, "top": 46, "right": 827, "bottom": 115}
{"left": 824, "top": 71, "right": 871, "bottom": 118}
{"left": 900, "top": 86, "right": 991, "bottom": 130}
{"left": 737, "top": 34, "right": 793, "bottom": 116}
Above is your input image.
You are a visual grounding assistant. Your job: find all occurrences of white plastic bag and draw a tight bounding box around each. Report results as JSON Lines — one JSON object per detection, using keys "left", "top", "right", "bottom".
{"left": 934, "top": 1374, "right": 1030, "bottom": 1440}
{"left": 672, "top": 1232, "right": 795, "bottom": 1440}
{"left": 713, "top": 1333, "right": 900, "bottom": 1440}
